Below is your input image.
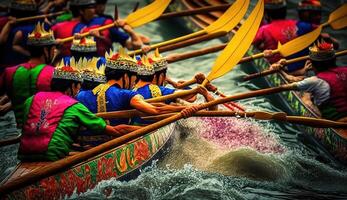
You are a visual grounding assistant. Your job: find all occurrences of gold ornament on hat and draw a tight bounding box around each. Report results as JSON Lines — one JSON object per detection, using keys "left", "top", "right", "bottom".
{"left": 137, "top": 55, "right": 155, "bottom": 76}
{"left": 105, "top": 47, "right": 137, "bottom": 71}
{"left": 27, "top": 22, "right": 55, "bottom": 46}
{"left": 150, "top": 48, "right": 168, "bottom": 72}
{"left": 54, "top": 58, "right": 82, "bottom": 81}
{"left": 71, "top": 36, "right": 97, "bottom": 53}
{"left": 78, "top": 57, "right": 106, "bottom": 83}
{"left": 309, "top": 39, "right": 335, "bottom": 61}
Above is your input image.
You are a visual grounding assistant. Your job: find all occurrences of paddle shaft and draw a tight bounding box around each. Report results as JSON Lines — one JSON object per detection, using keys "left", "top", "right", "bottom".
{"left": 142, "top": 111, "right": 347, "bottom": 128}
{"left": 243, "top": 49, "right": 347, "bottom": 81}
{"left": 157, "top": 4, "right": 230, "bottom": 20}
{"left": 159, "top": 31, "right": 227, "bottom": 53}
{"left": 16, "top": 11, "right": 66, "bottom": 23}
{"left": 166, "top": 43, "right": 227, "bottom": 63}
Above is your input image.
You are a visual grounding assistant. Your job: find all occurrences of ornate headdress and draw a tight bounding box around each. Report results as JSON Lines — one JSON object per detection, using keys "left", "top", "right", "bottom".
{"left": 150, "top": 48, "right": 168, "bottom": 72}
{"left": 70, "top": 0, "right": 96, "bottom": 6}
{"left": 136, "top": 56, "right": 155, "bottom": 76}
{"left": 78, "top": 57, "right": 106, "bottom": 83}
{"left": 27, "top": 22, "right": 55, "bottom": 46}
{"left": 54, "top": 58, "right": 82, "bottom": 81}
{"left": 105, "top": 47, "right": 137, "bottom": 71}
{"left": 265, "top": 0, "right": 286, "bottom": 9}
{"left": 10, "top": 0, "right": 37, "bottom": 11}
{"left": 71, "top": 36, "right": 97, "bottom": 53}
{"left": 309, "top": 41, "right": 335, "bottom": 61}
{"left": 298, "top": 0, "right": 321, "bottom": 11}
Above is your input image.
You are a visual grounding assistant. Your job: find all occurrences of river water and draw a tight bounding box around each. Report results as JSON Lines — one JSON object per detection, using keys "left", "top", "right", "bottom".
{"left": 2, "top": 0, "right": 347, "bottom": 199}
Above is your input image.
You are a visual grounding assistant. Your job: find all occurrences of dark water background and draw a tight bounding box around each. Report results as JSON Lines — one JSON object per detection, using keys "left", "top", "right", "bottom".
{"left": 1, "top": 0, "right": 347, "bottom": 199}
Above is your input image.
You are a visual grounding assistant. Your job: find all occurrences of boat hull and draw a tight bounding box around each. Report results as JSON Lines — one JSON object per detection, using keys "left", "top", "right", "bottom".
{"left": 2, "top": 123, "right": 176, "bottom": 199}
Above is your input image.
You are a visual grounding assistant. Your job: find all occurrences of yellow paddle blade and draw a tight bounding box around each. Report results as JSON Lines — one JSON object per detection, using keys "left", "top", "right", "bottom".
{"left": 125, "top": 0, "right": 171, "bottom": 28}
{"left": 204, "top": 0, "right": 250, "bottom": 34}
{"left": 277, "top": 25, "right": 322, "bottom": 57}
{"left": 328, "top": 3, "right": 347, "bottom": 29}
{"left": 206, "top": 0, "right": 264, "bottom": 81}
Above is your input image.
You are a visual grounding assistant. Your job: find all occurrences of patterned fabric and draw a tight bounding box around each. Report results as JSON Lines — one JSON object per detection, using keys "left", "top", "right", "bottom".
{"left": 81, "top": 17, "right": 129, "bottom": 56}
{"left": 20, "top": 92, "right": 77, "bottom": 155}
{"left": 317, "top": 67, "right": 347, "bottom": 120}
{"left": 2, "top": 63, "right": 54, "bottom": 126}
{"left": 51, "top": 20, "right": 85, "bottom": 57}
{"left": 253, "top": 19, "right": 299, "bottom": 63}
{"left": 19, "top": 93, "right": 106, "bottom": 161}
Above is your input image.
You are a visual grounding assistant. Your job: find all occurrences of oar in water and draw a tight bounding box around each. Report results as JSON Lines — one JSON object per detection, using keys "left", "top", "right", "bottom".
{"left": 59, "top": 0, "right": 171, "bottom": 43}
{"left": 157, "top": 4, "right": 230, "bottom": 20}
{"left": 142, "top": 110, "right": 347, "bottom": 129}
{"left": 243, "top": 49, "right": 347, "bottom": 81}
{"left": 128, "top": 0, "right": 250, "bottom": 55}
{"left": 0, "top": 1, "right": 264, "bottom": 194}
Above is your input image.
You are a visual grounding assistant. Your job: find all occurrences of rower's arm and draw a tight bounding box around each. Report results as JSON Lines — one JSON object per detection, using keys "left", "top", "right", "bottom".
{"left": 12, "top": 31, "right": 30, "bottom": 57}
{"left": 130, "top": 95, "right": 185, "bottom": 115}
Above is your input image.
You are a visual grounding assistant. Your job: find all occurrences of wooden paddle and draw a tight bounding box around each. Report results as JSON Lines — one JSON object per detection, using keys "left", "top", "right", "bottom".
{"left": 143, "top": 0, "right": 264, "bottom": 104}
{"left": 0, "top": 2, "right": 264, "bottom": 194}
{"left": 128, "top": 0, "right": 250, "bottom": 55}
{"left": 15, "top": 11, "right": 66, "bottom": 23}
{"left": 158, "top": 31, "right": 228, "bottom": 53}
{"left": 157, "top": 4, "right": 230, "bottom": 20}
{"left": 59, "top": 0, "right": 171, "bottom": 43}
{"left": 239, "top": 3, "right": 347, "bottom": 63}
{"left": 142, "top": 110, "right": 347, "bottom": 128}
{"left": 243, "top": 49, "right": 347, "bottom": 81}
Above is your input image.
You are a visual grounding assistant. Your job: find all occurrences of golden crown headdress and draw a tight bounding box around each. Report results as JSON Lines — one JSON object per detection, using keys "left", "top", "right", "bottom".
{"left": 149, "top": 48, "right": 168, "bottom": 72}
{"left": 54, "top": 58, "right": 82, "bottom": 81}
{"left": 27, "top": 22, "right": 55, "bottom": 46}
{"left": 77, "top": 57, "right": 106, "bottom": 83}
{"left": 71, "top": 36, "right": 97, "bottom": 53}
{"left": 309, "top": 40, "right": 335, "bottom": 61}
{"left": 137, "top": 55, "right": 155, "bottom": 76}
{"left": 10, "top": 0, "right": 37, "bottom": 11}
{"left": 105, "top": 47, "right": 137, "bottom": 71}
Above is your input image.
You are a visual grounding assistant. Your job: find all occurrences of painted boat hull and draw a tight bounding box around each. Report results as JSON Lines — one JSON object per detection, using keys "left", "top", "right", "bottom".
{"left": 2, "top": 123, "right": 176, "bottom": 199}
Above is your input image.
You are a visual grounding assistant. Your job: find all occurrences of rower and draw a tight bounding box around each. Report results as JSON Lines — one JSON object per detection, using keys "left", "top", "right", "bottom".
{"left": 17, "top": 61, "right": 126, "bottom": 161}
{"left": 275, "top": 42, "right": 347, "bottom": 122}
{"left": 0, "top": 0, "right": 40, "bottom": 67}
{"left": 253, "top": 0, "right": 317, "bottom": 64}
{"left": 0, "top": 22, "right": 56, "bottom": 128}
{"left": 59, "top": 35, "right": 106, "bottom": 67}
{"left": 77, "top": 47, "right": 189, "bottom": 126}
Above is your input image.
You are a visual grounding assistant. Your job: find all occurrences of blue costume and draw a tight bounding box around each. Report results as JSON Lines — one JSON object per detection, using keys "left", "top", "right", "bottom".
{"left": 132, "top": 84, "right": 175, "bottom": 125}
{"left": 286, "top": 21, "right": 315, "bottom": 72}
{"left": 63, "top": 56, "right": 106, "bottom": 68}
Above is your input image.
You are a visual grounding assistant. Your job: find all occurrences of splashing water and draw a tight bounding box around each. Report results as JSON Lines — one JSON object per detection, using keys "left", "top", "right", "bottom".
{"left": 198, "top": 117, "right": 285, "bottom": 153}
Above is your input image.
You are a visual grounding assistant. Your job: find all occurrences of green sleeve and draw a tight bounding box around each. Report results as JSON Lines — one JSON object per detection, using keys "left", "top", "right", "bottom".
{"left": 22, "top": 96, "right": 34, "bottom": 125}
{"left": 55, "top": 13, "right": 73, "bottom": 22}
{"left": 66, "top": 103, "right": 107, "bottom": 133}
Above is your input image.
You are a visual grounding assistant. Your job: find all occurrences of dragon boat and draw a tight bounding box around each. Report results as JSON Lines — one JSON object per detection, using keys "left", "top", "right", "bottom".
{"left": 1, "top": 123, "right": 177, "bottom": 199}
{"left": 172, "top": 0, "right": 347, "bottom": 164}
